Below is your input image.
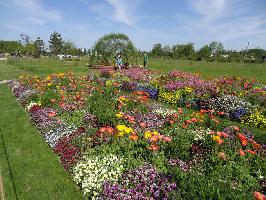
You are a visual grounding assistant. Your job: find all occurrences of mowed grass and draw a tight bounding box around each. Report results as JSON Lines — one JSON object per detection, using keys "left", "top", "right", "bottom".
{"left": 0, "top": 84, "right": 82, "bottom": 199}
{"left": 143, "top": 57, "right": 266, "bottom": 82}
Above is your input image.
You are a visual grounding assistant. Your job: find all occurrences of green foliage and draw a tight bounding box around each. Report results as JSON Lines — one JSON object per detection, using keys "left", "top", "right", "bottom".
{"left": 34, "top": 37, "right": 45, "bottom": 58}
{"left": 0, "top": 40, "right": 22, "bottom": 54}
{"left": 49, "top": 31, "right": 63, "bottom": 56}
{"left": 87, "top": 86, "right": 118, "bottom": 126}
{"left": 89, "top": 33, "right": 137, "bottom": 65}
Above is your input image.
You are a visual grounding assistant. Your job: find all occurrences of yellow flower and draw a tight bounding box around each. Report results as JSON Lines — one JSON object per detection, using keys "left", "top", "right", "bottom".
{"left": 124, "top": 127, "right": 133, "bottom": 134}
{"left": 46, "top": 76, "right": 51, "bottom": 81}
{"left": 116, "top": 112, "right": 123, "bottom": 118}
{"left": 119, "top": 96, "right": 128, "bottom": 102}
{"left": 212, "top": 135, "right": 221, "bottom": 142}
{"left": 106, "top": 80, "right": 113, "bottom": 87}
{"left": 47, "top": 82, "right": 52, "bottom": 87}
{"left": 153, "top": 131, "right": 159, "bottom": 135}
{"left": 116, "top": 125, "right": 126, "bottom": 132}
{"left": 117, "top": 131, "right": 124, "bottom": 137}
{"left": 144, "top": 131, "right": 152, "bottom": 139}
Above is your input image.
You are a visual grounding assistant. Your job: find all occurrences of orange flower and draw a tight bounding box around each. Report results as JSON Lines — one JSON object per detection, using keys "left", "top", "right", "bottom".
{"left": 99, "top": 127, "right": 107, "bottom": 133}
{"left": 48, "top": 111, "right": 57, "bottom": 117}
{"left": 237, "top": 133, "right": 248, "bottom": 146}
{"left": 253, "top": 192, "right": 266, "bottom": 200}
{"left": 251, "top": 140, "right": 261, "bottom": 150}
{"left": 217, "top": 139, "right": 224, "bottom": 145}
{"left": 130, "top": 134, "right": 138, "bottom": 141}
{"left": 147, "top": 144, "right": 160, "bottom": 151}
{"left": 239, "top": 149, "right": 246, "bottom": 156}
{"left": 216, "top": 131, "right": 228, "bottom": 138}
{"left": 150, "top": 135, "right": 160, "bottom": 142}
{"left": 246, "top": 149, "right": 256, "bottom": 155}
{"left": 106, "top": 127, "right": 114, "bottom": 134}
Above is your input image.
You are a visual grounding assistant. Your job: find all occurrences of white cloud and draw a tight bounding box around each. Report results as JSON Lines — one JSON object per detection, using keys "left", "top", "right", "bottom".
{"left": 105, "top": 0, "right": 137, "bottom": 26}
{"left": 0, "top": 0, "right": 62, "bottom": 32}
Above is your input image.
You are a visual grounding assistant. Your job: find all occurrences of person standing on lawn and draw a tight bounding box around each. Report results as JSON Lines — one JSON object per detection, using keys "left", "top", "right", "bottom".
{"left": 116, "top": 54, "right": 122, "bottom": 69}
{"left": 144, "top": 53, "right": 148, "bottom": 68}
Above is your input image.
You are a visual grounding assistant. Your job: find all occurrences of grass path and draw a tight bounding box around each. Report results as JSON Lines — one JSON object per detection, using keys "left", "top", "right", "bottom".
{"left": 0, "top": 84, "right": 82, "bottom": 199}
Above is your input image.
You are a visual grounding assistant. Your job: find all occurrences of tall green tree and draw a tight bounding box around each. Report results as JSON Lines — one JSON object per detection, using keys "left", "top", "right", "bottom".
{"left": 34, "top": 37, "right": 45, "bottom": 58}
{"left": 197, "top": 45, "right": 211, "bottom": 60}
{"left": 151, "top": 43, "right": 163, "bottom": 57}
{"left": 49, "top": 31, "right": 63, "bottom": 56}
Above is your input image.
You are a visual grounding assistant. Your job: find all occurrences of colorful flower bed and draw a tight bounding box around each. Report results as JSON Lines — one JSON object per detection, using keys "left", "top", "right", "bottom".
{"left": 8, "top": 69, "right": 265, "bottom": 199}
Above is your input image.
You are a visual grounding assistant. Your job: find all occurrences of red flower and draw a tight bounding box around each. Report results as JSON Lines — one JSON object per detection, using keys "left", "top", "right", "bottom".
{"left": 251, "top": 140, "right": 261, "bottom": 150}
{"left": 253, "top": 192, "right": 266, "bottom": 200}
{"left": 246, "top": 149, "right": 256, "bottom": 155}
{"left": 237, "top": 133, "right": 248, "bottom": 146}
{"left": 140, "top": 122, "right": 146, "bottom": 128}
{"left": 191, "top": 118, "right": 198, "bottom": 122}
{"left": 239, "top": 149, "right": 245, "bottom": 156}
{"left": 147, "top": 144, "right": 160, "bottom": 151}
{"left": 162, "top": 136, "right": 172, "bottom": 142}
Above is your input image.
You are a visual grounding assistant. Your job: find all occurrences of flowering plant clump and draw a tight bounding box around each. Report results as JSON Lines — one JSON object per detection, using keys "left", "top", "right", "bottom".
{"left": 100, "top": 165, "right": 177, "bottom": 199}
{"left": 120, "top": 81, "right": 138, "bottom": 92}
{"left": 158, "top": 90, "right": 182, "bottom": 104}
{"left": 54, "top": 132, "right": 82, "bottom": 170}
{"left": 119, "top": 67, "right": 153, "bottom": 82}
{"left": 136, "top": 85, "right": 159, "bottom": 100}
{"left": 9, "top": 81, "right": 36, "bottom": 104}
{"left": 241, "top": 111, "right": 266, "bottom": 129}
{"left": 73, "top": 154, "right": 124, "bottom": 198}
{"left": 152, "top": 107, "right": 178, "bottom": 119}
{"left": 44, "top": 124, "right": 77, "bottom": 148}
{"left": 208, "top": 95, "right": 255, "bottom": 118}
{"left": 30, "top": 106, "right": 60, "bottom": 131}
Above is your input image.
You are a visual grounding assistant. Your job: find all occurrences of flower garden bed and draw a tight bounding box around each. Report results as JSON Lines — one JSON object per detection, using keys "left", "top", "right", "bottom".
{"left": 8, "top": 68, "right": 266, "bottom": 199}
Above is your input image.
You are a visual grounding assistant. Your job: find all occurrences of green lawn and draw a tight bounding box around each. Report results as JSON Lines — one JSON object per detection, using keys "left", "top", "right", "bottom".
{"left": 0, "top": 85, "right": 82, "bottom": 199}
{"left": 142, "top": 58, "right": 266, "bottom": 82}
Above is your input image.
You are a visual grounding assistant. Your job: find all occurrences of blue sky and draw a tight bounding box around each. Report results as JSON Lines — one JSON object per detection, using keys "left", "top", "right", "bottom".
{"left": 0, "top": 0, "right": 266, "bottom": 50}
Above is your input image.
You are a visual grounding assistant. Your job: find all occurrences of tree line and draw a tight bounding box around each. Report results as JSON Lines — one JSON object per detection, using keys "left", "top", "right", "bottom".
{"left": 0, "top": 32, "right": 90, "bottom": 58}
{"left": 148, "top": 42, "right": 266, "bottom": 63}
